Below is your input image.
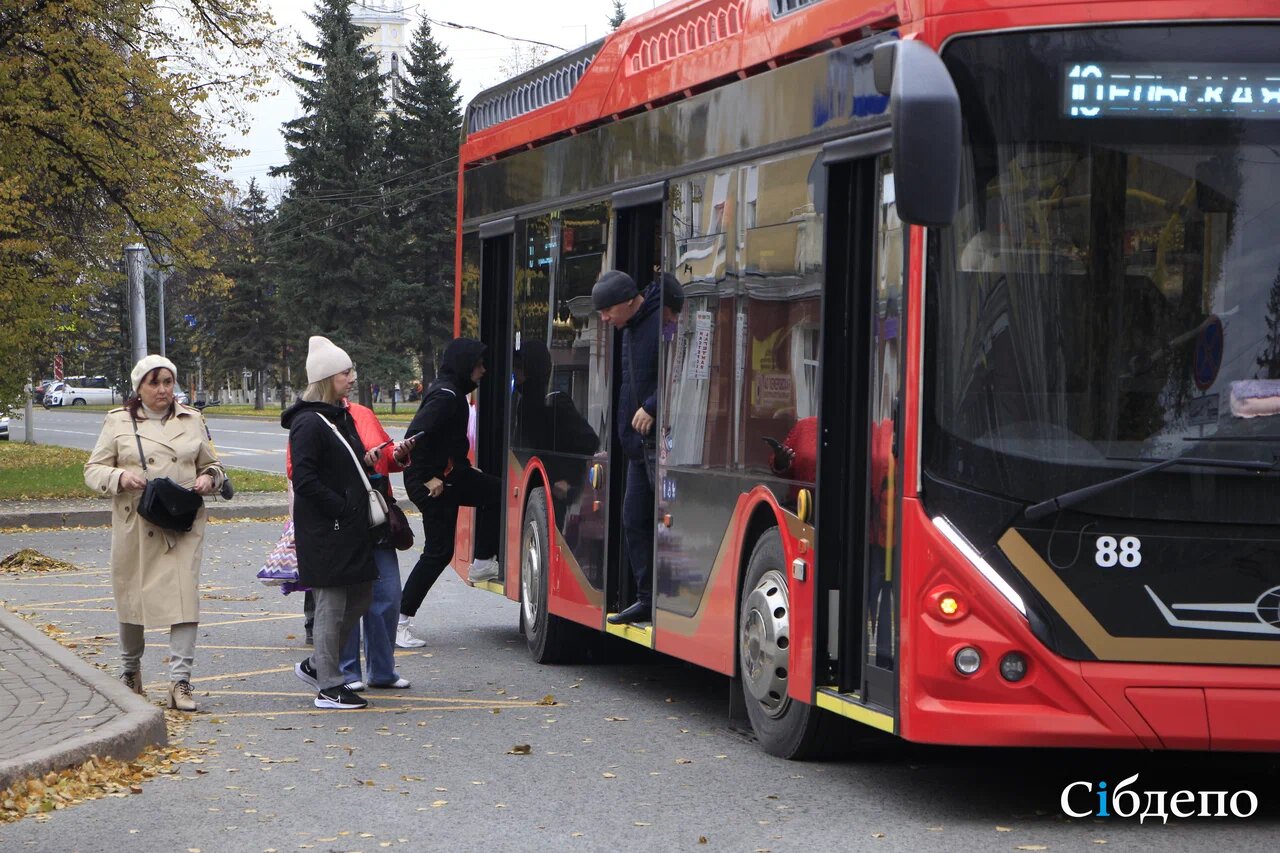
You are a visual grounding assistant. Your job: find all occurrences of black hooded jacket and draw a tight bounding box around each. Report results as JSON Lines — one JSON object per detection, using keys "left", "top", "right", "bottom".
{"left": 404, "top": 338, "right": 486, "bottom": 507}
{"left": 618, "top": 284, "right": 661, "bottom": 459}
{"left": 281, "top": 399, "right": 377, "bottom": 588}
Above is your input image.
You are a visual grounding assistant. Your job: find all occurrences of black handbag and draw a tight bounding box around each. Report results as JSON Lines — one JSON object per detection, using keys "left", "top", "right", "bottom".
{"left": 387, "top": 502, "right": 414, "bottom": 551}
{"left": 132, "top": 416, "right": 204, "bottom": 532}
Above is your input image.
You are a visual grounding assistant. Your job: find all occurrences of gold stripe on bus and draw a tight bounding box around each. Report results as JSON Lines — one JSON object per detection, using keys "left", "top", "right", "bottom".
{"left": 999, "top": 529, "right": 1280, "bottom": 665}
{"left": 815, "top": 689, "right": 895, "bottom": 733}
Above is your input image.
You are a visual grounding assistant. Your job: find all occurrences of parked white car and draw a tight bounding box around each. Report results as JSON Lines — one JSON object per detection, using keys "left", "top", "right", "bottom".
{"left": 0, "top": 411, "right": 9, "bottom": 440}
{"left": 44, "top": 376, "right": 122, "bottom": 407}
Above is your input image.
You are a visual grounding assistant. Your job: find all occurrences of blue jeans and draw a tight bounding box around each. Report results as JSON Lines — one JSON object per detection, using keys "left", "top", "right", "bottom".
{"left": 339, "top": 548, "right": 403, "bottom": 685}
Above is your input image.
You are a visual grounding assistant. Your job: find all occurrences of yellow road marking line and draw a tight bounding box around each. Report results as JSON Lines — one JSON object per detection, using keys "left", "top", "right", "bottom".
{"left": 63, "top": 614, "right": 301, "bottom": 642}
{"left": 207, "top": 704, "right": 537, "bottom": 718}
{"left": 206, "top": 689, "right": 542, "bottom": 706}
{"left": 15, "top": 595, "right": 115, "bottom": 607}
{"left": 0, "top": 578, "right": 110, "bottom": 584}
{"left": 33, "top": 606, "right": 300, "bottom": 617}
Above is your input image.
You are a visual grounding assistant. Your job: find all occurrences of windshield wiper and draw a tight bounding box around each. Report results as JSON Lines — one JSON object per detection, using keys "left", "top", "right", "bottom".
{"left": 1024, "top": 455, "right": 1278, "bottom": 521}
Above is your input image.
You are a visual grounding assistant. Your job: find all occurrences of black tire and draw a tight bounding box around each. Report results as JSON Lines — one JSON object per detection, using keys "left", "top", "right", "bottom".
{"left": 739, "top": 531, "right": 847, "bottom": 759}
{"left": 71, "top": 398, "right": 86, "bottom": 406}
{"left": 521, "top": 487, "right": 578, "bottom": 664}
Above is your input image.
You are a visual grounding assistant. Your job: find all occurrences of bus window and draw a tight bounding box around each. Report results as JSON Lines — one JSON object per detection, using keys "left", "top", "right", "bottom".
{"left": 459, "top": 232, "right": 481, "bottom": 339}
{"left": 737, "top": 151, "right": 825, "bottom": 499}
{"left": 665, "top": 170, "right": 735, "bottom": 470}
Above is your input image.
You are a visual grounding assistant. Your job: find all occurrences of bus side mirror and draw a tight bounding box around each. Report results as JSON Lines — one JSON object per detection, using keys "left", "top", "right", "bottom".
{"left": 874, "top": 40, "right": 961, "bottom": 228}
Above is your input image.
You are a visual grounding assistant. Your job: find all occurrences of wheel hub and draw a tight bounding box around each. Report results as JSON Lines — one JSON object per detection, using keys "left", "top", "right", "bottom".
{"left": 521, "top": 520, "right": 541, "bottom": 628}
{"left": 740, "top": 569, "right": 790, "bottom": 718}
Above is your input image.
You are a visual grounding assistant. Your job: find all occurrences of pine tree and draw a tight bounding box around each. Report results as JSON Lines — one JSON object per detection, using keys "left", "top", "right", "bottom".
{"left": 213, "top": 181, "right": 282, "bottom": 409}
{"left": 608, "top": 0, "right": 628, "bottom": 30}
{"left": 385, "top": 17, "right": 463, "bottom": 380}
{"left": 271, "top": 0, "right": 389, "bottom": 396}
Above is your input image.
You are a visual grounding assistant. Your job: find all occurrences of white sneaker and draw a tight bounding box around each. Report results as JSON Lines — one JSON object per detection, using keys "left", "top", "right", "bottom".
{"left": 344, "top": 680, "right": 366, "bottom": 692}
{"left": 467, "top": 557, "right": 500, "bottom": 585}
{"left": 369, "top": 676, "right": 411, "bottom": 689}
{"left": 395, "top": 618, "right": 425, "bottom": 648}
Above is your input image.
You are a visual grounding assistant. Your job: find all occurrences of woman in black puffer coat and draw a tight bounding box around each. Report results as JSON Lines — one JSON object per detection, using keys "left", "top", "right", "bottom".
{"left": 282, "top": 335, "right": 378, "bottom": 711}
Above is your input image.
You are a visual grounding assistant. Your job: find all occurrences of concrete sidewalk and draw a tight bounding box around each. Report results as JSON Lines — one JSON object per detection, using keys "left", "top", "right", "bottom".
{"left": 0, "top": 491, "right": 290, "bottom": 530}
{"left": 0, "top": 606, "right": 166, "bottom": 791}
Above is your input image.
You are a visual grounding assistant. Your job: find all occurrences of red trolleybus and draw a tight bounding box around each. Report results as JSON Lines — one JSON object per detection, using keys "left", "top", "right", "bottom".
{"left": 451, "top": 0, "right": 1280, "bottom": 757}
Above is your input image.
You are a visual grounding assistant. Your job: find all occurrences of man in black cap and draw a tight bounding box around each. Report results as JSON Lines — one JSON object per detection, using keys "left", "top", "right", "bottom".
{"left": 593, "top": 270, "right": 660, "bottom": 625}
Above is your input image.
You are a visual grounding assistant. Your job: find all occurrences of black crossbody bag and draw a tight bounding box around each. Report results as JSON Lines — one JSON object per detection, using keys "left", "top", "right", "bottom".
{"left": 131, "top": 415, "right": 203, "bottom": 532}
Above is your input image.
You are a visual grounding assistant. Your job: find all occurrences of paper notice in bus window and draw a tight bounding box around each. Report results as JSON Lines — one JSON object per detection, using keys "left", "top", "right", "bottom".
{"left": 691, "top": 311, "right": 713, "bottom": 380}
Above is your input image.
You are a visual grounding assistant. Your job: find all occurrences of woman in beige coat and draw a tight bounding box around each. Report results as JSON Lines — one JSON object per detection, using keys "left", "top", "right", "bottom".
{"left": 84, "top": 355, "right": 224, "bottom": 711}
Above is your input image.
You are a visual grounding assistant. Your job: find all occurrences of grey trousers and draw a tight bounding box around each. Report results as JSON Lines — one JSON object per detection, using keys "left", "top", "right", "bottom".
{"left": 119, "top": 621, "right": 197, "bottom": 682}
{"left": 308, "top": 582, "right": 374, "bottom": 691}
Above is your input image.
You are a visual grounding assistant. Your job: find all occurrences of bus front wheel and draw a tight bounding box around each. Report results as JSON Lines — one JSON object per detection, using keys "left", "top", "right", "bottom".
{"left": 739, "top": 531, "right": 828, "bottom": 759}
{"left": 521, "top": 487, "right": 575, "bottom": 664}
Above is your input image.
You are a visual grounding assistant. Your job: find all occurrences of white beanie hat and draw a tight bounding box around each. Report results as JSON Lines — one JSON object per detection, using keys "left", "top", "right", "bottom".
{"left": 130, "top": 354, "right": 178, "bottom": 390}
{"left": 306, "top": 335, "right": 353, "bottom": 384}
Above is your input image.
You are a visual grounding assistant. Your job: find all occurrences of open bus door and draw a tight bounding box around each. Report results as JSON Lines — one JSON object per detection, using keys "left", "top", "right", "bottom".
{"left": 606, "top": 183, "right": 666, "bottom": 628}
{"left": 475, "top": 218, "right": 515, "bottom": 581}
{"left": 817, "top": 133, "right": 903, "bottom": 715}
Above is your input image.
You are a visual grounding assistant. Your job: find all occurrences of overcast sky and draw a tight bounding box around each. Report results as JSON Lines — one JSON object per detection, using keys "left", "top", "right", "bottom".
{"left": 221, "top": 0, "right": 659, "bottom": 195}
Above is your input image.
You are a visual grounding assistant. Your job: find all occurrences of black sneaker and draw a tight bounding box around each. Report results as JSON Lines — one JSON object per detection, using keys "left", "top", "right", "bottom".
{"left": 294, "top": 658, "right": 318, "bottom": 689}
{"left": 315, "top": 685, "right": 368, "bottom": 710}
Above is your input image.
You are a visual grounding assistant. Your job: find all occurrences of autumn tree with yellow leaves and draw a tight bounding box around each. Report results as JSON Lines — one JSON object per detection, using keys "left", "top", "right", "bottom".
{"left": 0, "top": 0, "right": 278, "bottom": 405}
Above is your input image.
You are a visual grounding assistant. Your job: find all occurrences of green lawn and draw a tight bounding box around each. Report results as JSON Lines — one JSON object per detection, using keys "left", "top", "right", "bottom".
{"left": 45, "top": 402, "right": 417, "bottom": 424}
{"left": 0, "top": 442, "right": 287, "bottom": 500}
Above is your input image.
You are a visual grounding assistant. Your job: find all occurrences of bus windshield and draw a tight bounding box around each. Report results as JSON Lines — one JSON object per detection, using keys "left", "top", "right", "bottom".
{"left": 926, "top": 25, "right": 1280, "bottom": 524}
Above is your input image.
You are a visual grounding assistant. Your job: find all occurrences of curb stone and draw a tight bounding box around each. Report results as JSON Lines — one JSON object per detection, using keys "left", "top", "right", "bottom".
{"left": 0, "top": 607, "right": 167, "bottom": 791}
{"left": 0, "top": 502, "right": 289, "bottom": 530}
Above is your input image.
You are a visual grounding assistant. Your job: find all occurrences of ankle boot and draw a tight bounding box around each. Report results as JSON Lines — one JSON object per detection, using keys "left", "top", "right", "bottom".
{"left": 169, "top": 679, "right": 197, "bottom": 711}
{"left": 121, "top": 670, "right": 143, "bottom": 696}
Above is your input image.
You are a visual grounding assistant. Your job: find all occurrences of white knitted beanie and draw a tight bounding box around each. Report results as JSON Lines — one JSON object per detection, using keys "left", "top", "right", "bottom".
{"left": 306, "top": 336, "right": 352, "bottom": 384}
{"left": 130, "top": 354, "right": 178, "bottom": 390}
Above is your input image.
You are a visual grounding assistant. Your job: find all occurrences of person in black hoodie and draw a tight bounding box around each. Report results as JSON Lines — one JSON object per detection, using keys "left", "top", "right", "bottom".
{"left": 593, "top": 270, "right": 660, "bottom": 625}
{"left": 399, "top": 338, "right": 502, "bottom": 631}
{"left": 283, "top": 336, "right": 378, "bottom": 711}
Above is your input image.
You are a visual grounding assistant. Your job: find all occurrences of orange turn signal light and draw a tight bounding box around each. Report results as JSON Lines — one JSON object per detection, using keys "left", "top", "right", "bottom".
{"left": 927, "top": 586, "right": 968, "bottom": 621}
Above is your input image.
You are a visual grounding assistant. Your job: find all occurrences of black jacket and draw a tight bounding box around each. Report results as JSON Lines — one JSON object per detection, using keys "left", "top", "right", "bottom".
{"left": 618, "top": 284, "right": 660, "bottom": 459}
{"left": 282, "top": 399, "right": 377, "bottom": 588}
{"left": 404, "top": 338, "right": 486, "bottom": 507}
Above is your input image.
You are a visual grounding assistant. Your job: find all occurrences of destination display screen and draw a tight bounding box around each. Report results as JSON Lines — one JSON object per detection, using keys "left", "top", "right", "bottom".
{"left": 1063, "top": 62, "right": 1280, "bottom": 119}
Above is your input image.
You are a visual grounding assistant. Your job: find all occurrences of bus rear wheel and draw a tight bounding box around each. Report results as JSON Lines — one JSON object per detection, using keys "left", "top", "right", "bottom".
{"left": 739, "top": 531, "right": 829, "bottom": 759}
{"left": 521, "top": 487, "right": 576, "bottom": 664}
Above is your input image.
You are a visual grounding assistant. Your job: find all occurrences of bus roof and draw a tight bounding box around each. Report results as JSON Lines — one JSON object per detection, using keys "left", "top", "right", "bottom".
{"left": 461, "top": 0, "right": 910, "bottom": 164}
{"left": 459, "top": 0, "right": 1202, "bottom": 164}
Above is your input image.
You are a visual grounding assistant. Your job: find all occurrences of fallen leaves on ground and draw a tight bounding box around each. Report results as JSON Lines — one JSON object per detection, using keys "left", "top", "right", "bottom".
{"left": 0, "top": 744, "right": 197, "bottom": 824}
{"left": 507, "top": 744, "right": 531, "bottom": 755}
{"left": 0, "top": 549, "right": 78, "bottom": 575}
{"left": 536, "top": 694, "right": 556, "bottom": 706}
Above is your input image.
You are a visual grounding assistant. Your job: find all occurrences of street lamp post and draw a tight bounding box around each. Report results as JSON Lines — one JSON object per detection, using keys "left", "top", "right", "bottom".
{"left": 124, "top": 244, "right": 148, "bottom": 363}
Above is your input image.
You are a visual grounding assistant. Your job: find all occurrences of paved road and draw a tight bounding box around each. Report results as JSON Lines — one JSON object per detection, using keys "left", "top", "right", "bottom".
{"left": 0, "top": 521, "right": 1276, "bottom": 851}
{"left": 12, "top": 408, "right": 408, "bottom": 475}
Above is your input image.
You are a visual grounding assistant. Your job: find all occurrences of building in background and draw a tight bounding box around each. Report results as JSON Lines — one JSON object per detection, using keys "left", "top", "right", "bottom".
{"left": 351, "top": 0, "right": 411, "bottom": 102}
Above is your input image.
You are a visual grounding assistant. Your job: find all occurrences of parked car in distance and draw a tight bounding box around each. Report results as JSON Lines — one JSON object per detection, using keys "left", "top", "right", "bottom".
{"left": 0, "top": 411, "right": 10, "bottom": 441}
{"left": 43, "top": 376, "right": 122, "bottom": 407}
{"left": 33, "top": 379, "right": 56, "bottom": 405}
